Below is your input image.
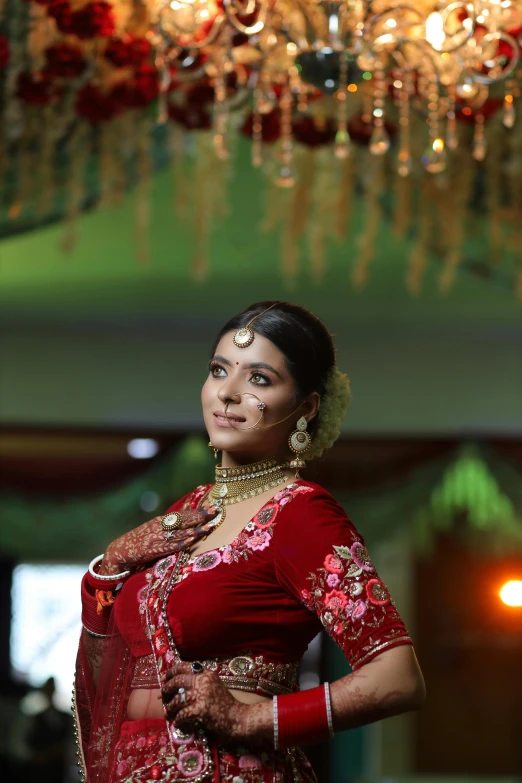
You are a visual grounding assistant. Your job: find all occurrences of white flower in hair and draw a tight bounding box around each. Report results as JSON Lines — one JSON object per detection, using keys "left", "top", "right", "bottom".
{"left": 307, "top": 367, "right": 352, "bottom": 460}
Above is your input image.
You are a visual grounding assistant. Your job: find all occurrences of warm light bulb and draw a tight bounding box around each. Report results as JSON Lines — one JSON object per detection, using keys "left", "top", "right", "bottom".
{"left": 426, "top": 12, "right": 445, "bottom": 51}
{"left": 500, "top": 580, "right": 522, "bottom": 607}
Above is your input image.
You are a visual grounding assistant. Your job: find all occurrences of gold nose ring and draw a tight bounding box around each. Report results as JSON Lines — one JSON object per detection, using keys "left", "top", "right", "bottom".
{"left": 224, "top": 392, "right": 266, "bottom": 430}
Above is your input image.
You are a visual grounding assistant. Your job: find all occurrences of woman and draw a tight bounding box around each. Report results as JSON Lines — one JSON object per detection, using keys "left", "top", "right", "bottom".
{"left": 74, "top": 301, "right": 425, "bottom": 783}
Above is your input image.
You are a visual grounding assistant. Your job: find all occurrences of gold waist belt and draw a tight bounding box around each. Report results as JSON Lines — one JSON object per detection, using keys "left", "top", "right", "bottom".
{"left": 130, "top": 653, "right": 299, "bottom": 697}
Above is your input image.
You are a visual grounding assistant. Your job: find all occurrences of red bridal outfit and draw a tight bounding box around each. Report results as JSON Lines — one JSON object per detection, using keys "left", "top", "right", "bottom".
{"left": 74, "top": 481, "right": 413, "bottom": 783}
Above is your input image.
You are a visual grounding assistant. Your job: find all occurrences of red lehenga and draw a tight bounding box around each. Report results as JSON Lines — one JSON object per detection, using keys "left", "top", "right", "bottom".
{"left": 74, "top": 480, "right": 413, "bottom": 782}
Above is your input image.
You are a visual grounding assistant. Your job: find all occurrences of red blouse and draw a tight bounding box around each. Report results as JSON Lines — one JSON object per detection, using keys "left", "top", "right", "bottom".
{"left": 114, "top": 480, "right": 413, "bottom": 670}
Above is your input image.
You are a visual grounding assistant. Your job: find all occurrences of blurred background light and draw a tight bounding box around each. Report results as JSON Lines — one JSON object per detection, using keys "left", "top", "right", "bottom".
{"left": 499, "top": 579, "right": 522, "bottom": 607}
{"left": 127, "top": 439, "right": 160, "bottom": 459}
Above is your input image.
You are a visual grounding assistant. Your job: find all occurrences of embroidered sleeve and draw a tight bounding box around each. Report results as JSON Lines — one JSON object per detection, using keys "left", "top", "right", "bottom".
{"left": 274, "top": 487, "right": 413, "bottom": 670}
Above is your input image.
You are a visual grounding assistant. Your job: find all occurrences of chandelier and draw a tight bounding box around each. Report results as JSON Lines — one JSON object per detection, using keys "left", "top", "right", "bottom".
{"left": 152, "top": 0, "right": 521, "bottom": 176}
{"left": 1, "top": 1, "right": 521, "bottom": 294}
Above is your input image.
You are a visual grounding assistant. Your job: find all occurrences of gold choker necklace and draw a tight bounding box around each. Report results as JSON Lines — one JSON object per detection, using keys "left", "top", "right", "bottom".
{"left": 207, "top": 457, "right": 290, "bottom": 519}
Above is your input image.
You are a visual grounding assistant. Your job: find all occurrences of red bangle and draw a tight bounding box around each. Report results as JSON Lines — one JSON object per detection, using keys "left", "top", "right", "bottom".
{"left": 81, "top": 574, "right": 113, "bottom": 636}
{"left": 277, "top": 685, "right": 330, "bottom": 749}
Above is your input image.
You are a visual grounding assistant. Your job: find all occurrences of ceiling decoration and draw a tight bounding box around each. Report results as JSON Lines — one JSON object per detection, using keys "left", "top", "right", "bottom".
{"left": 1, "top": 1, "right": 521, "bottom": 294}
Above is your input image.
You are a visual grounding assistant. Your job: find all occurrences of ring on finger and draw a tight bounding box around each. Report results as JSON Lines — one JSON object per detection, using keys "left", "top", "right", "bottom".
{"left": 161, "top": 512, "right": 184, "bottom": 532}
{"left": 178, "top": 687, "right": 187, "bottom": 704}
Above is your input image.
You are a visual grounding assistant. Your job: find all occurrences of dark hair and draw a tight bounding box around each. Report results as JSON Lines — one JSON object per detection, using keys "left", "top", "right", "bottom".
{"left": 210, "top": 301, "right": 336, "bottom": 408}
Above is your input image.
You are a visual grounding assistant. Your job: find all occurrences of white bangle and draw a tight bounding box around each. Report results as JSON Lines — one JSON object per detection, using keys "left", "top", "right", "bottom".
{"left": 88, "top": 554, "right": 131, "bottom": 582}
{"left": 273, "top": 695, "right": 279, "bottom": 750}
{"left": 82, "top": 624, "right": 107, "bottom": 639}
{"left": 324, "top": 682, "right": 334, "bottom": 738}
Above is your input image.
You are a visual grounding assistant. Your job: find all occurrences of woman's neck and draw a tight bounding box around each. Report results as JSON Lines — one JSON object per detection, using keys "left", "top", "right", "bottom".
{"left": 220, "top": 450, "right": 288, "bottom": 469}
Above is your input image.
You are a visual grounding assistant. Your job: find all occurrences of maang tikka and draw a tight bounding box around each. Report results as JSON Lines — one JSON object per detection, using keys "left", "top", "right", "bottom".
{"left": 233, "top": 302, "right": 280, "bottom": 349}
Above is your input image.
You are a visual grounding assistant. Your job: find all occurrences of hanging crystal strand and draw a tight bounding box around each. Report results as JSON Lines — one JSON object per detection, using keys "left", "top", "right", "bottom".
{"left": 274, "top": 78, "right": 295, "bottom": 188}
{"left": 472, "top": 112, "right": 487, "bottom": 161}
{"left": 335, "top": 54, "right": 351, "bottom": 159}
{"left": 289, "top": 62, "right": 303, "bottom": 113}
{"left": 212, "top": 34, "right": 232, "bottom": 161}
{"left": 213, "top": 69, "right": 229, "bottom": 160}
{"left": 397, "top": 71, "right": 412, "bottom": 177}
{"left": 156, "top": 54, "right": 170, "bottom": 126}
{"left": 503, "top": 79, "right": 516, "bottom": 129}
{"left": 252, "top": 73, "right": 264, "bottom": 168}
{"left": 445, "top": 85, "right": 458, "bottom": 150}
{"left": 369, "top": 67, "right": 390, "bottom": 155}
{"left": 422, "top": 75, "right": 446, "bottom": 173}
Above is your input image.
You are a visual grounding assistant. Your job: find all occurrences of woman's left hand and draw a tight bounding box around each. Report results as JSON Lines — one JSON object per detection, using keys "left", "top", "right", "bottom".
{"left": 161, "top": 662, "right": 251, "bottom": 743}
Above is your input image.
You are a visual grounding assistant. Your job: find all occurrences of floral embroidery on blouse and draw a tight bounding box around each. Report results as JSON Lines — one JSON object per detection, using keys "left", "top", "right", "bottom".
{"left": 178, "top": 483, "right": 314, "bottom": 578}
{"left": 300, "top": 539, "right": 412, "bottom": 669}
{"left": 193, "top": 550, "right": 222, "bottom": 572}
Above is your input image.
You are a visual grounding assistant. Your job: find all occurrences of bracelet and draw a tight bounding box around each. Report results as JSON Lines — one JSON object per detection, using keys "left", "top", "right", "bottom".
{"left": 277, "top": 685, "right": 330, "bottom": 749}
{"left": 87, "top": 555, "right": 131, "bottom": 590}
{"left": 273, "top": 696, "right": 279, "bottom": 751}
{"left": 81, "top": 574, "right": 113, "bottom": 636}
{"left": 324, "top": 682, "right": 334, "bottom": 738}
{"left": 82, "top": 624, "right": 107, "bottom": 639}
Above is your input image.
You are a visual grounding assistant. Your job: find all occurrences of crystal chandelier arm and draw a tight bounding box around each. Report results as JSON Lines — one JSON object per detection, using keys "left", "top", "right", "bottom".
{"left": 158, "top": 3, "right": 227, "bottom": 51}
{"left": 469, "top": 30, "right": 520, "bottom": 85}
{"left": 431, "top": 1, "right": 477, "bottom": 54}
{"left": 293, "top": 0, "right": 326, "bottom": 51}
{"left": 223, "top": 0, "right": 268, "bottom": 36}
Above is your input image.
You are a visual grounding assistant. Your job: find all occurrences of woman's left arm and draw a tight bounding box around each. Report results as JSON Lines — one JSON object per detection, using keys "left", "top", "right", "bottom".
{"left": 244, "top": 643, "right": 425, "bottom": 743}
{"left": 162, "top": 644, "right": 424, "bottom": 746}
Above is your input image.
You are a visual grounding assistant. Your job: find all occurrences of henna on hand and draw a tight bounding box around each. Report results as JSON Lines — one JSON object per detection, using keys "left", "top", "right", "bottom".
{"left": 161, "top": 662, "right": 273, "bottom": 747}
{"left": 99, "top": 506, "right": 218, "bottom": 575}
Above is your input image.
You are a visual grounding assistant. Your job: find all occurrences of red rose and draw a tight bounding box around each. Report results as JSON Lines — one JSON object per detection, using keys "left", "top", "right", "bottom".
{"left": 292, "top": 116, "right": 336, "bottom": 147}
{"left": 104, "top": 36, "right": 152, "bottom": 68}
{"left": 69, "top": 2, "right": 116, "bottom": 40}
{"left": 497, "top": 25, "right": 522, "bottom": 59}
{"left": 17, "top": 71, "right": 60, "bottom": 105}
{"left": 111, "top": 62, "right": 159, "bottom": 108}
{"left": 456, "top": 97, "right": 502, "bottom": 124}
{"left": 44, "top": 42, "right": 86, "bottom": 78}
{"left": 241, "top": 109, "right": 281, "bottom": 143}
{"left": 185, "top": 82, "right": 215, "bottom": 107}
{"left": 75, "top": 83, "right": 120, "bottom": 123}
{"left": 47, "top": 0, "right": 73, "bottom": 33}
{"left": 348, "top": 111, "right": 396, "bottom": 146}
{"left": 0, "top": 33, "right": 9, "bottom": 70}
{"left": 168, "top": 101, "right": 211, "bottom": 130}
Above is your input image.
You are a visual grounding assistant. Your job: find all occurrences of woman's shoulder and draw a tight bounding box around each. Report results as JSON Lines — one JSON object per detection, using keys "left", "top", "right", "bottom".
{"left": 276, "top": 479, "right": 359, "bottom": 540}
{"left": 286, "top": 479, "right": 351, "bottom": 515}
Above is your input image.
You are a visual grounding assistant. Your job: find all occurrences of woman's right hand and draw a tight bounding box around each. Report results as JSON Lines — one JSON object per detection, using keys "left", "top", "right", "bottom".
{"left": 100, "top": 505, "right": 219, "bottom": 575}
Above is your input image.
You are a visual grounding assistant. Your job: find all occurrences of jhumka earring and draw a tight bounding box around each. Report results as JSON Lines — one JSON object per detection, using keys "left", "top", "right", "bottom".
{"left": 288, "top": 416, "right": 311, "bottom": 478}
{"left": 208, "top": 441, "right": 219, "bottom": 459}
{"left": 233, "top": 302, "right": 280, "bottom": 349}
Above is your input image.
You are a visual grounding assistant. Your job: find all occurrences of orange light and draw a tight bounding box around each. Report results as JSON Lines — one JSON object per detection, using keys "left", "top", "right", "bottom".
{"left": 462, "top": 107, "right": 472, "bottom": 116}
{"left": 500, "top": 580, "right": 522, "bottom": 607}
{"left": 347, "top": 84, "right": 358, "bottom": 93}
